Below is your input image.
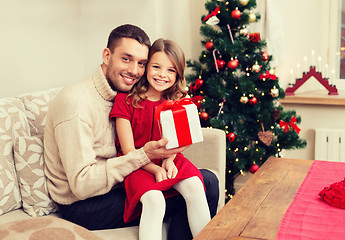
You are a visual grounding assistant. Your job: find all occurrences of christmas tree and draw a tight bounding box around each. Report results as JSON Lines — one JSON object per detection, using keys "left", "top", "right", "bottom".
{"left": 186, "top": 0, "right": 306, "bottom": 199}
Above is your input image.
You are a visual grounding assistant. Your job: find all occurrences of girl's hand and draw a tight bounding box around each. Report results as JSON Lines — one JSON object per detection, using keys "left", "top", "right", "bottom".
{"left": 153, "top": 166, "right": 168, "bottom": 183}
{"left": 162, "top": 154, "right": 178, "bottom": 179}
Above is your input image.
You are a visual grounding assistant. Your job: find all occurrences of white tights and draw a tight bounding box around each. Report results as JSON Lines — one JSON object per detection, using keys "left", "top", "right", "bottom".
{"left": 139, "top": 176, "right": 211, "bottom": 240}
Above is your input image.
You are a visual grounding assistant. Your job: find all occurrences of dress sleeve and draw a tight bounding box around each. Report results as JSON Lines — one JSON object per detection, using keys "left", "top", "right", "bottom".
{"left": 109, "top": 92, "right": 133, "bottom": 121}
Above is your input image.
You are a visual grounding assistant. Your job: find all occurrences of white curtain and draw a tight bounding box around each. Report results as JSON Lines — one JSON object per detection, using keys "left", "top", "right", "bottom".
{"left": 252, "top": 0, "right": 285, "bottom": 67}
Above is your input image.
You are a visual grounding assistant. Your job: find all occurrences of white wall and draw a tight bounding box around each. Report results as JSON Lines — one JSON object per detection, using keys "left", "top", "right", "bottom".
{"left": 2, "top": 0, "right": 338, "bottom": 96}
{"left": 1, "top": 0, "right": 205, "bottom": 97}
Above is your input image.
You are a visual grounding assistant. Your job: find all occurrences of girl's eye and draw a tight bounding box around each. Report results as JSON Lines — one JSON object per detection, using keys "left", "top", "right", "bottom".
{"left": 169, "top": 69, "right": 176, "bottom": 73}
{"left": 152, "top": 65, "right": 159, "bottom": 69}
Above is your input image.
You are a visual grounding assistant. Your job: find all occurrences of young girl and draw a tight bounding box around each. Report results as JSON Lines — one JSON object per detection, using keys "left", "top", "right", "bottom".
{"left": 109, "top": 38, "right": 211, "bottom": 240}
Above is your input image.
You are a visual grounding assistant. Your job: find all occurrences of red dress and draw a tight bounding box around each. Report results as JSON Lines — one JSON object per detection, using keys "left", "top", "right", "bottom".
{"left": 109, "top": 92, "right": 204, "bottom": 223}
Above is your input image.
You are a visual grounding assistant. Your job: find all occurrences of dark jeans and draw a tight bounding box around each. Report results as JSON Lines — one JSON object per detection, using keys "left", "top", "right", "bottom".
{"left": 57, "top": 169, "right": 219, "bottom": 240}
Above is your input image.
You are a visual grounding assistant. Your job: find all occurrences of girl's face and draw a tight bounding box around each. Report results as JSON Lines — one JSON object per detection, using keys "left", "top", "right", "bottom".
{"left": 146, "top": 51, "right": 177, "bottom": 100}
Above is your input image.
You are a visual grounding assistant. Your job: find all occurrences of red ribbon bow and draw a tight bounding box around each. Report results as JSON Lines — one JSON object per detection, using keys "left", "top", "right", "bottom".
{"left": 249, "top": 32, "right": 261, "bottom": 42}
{"left": 203, "top": 6, "right": 220, "bottom": 22}
{"left": 259, "top": 71, "right": 277, "bottom": 81}
{"left": 154, "top": 98, "right": 193, "bottom": 121}
{"left": 279, "top": 116, "right": 301, "bottom": 134}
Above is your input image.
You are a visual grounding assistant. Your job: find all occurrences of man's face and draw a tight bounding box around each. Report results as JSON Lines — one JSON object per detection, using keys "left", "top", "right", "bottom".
{"left": 103, "top": 38, "right": 149, "bottom": 92}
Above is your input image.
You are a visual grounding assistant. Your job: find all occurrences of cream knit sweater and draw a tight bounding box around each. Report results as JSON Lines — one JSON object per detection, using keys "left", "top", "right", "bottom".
{"left": 44, "top": 66, "right": 150, "bottom": 205}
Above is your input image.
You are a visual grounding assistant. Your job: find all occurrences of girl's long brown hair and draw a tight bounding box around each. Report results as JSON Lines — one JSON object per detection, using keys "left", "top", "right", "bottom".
{"left": 127, "top": 38, "right": 187, "bottom": 107}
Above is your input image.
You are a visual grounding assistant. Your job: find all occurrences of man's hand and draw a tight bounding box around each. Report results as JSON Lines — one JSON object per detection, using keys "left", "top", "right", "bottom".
{"left": 143, "top": 138, "right": 189, "bottom": 160}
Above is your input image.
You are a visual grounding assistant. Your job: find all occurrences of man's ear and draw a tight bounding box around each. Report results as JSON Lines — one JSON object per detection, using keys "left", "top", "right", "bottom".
{"left": 102, "top": 48, "right": 111, "bottom": 65}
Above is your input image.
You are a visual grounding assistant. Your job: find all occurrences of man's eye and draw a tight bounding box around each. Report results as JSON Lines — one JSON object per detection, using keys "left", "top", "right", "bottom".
{"left": 122, "top": 57, "right": 130, "bottom": 62}
{"left": 139, "top": 62, "right": 146, "bottom": 67}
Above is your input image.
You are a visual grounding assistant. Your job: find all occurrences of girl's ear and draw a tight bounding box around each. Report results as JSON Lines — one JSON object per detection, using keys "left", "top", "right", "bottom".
{"left": 102, "top": 48, "right": 111, "bottom": 65}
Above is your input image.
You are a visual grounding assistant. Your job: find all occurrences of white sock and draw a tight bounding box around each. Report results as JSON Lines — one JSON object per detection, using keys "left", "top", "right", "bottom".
{"left": 139, "top": 190, "right": 166, "bottom": 240}
{"left": 173, "top": 176, "right": 211, "bottom": 237}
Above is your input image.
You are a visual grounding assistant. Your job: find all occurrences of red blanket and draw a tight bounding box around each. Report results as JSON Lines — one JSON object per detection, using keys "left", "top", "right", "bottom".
{"left": 276, "top": 160, "right": 345, "bottom": 240}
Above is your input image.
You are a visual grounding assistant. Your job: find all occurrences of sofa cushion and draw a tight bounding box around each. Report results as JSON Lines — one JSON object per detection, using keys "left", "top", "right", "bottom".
{"left": 0, "top": 97, "right": 30, "bottom": 215}
{"left": 18, "top": 88, "right": 61, "bottom": 136}
{"left": 13, "top": 135, "right": 56, "bottom": 217}
{"left": 0, "top": 216, "right": 103, "bottom": 240}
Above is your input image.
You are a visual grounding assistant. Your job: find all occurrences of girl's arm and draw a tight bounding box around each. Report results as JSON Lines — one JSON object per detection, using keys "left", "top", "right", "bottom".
{"left": 116, "top": 117, "right": 135, "bottom": 155}
{"left": 116, "top": 117, "right": 167, "bottom": 182}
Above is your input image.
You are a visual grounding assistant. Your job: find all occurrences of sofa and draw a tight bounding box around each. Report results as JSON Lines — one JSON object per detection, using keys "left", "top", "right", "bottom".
{"left": 0, "top": 88, "right": 226, "bottom": 239}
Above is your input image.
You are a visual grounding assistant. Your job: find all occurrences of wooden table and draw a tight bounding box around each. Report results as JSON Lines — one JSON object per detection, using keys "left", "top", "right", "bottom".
{"left": 194, "top": 156, "right": 313, "bottom": 240}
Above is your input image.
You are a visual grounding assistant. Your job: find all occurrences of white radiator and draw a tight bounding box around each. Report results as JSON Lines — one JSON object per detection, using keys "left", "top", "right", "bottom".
{"left": 315, "top": 128, "right": 345, "bottom": 162}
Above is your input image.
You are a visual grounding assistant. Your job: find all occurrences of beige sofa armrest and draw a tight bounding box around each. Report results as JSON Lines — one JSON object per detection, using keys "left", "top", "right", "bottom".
{"left": 183, "top": 128, "right": 226, "bottom": 210}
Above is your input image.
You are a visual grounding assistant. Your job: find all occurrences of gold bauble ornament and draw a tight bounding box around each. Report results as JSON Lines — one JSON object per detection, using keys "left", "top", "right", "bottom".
{"left": 240, "top": 95, "right": 249, "bottom": 104}
{"left": 239, "top": 0, "right": 249, "bottom": 6}
{"left": 252, "top": 62, "right": 261, "bottom": 73}
{"left": 240, "top": 28, "right": 249, "bottom": 36}
{"left": 249, "top": 12, "right": 256, "bottom": 22}
{"left": 271, "top": 87, "right": 279, "bottom": 97}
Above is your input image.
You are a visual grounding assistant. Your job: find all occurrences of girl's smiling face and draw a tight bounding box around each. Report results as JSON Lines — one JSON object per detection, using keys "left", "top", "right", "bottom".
{"left": 145, "top": 51, "right": 177, "bottom": 100}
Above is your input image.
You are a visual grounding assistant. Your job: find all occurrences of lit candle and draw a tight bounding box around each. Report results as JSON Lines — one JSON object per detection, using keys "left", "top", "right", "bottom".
{"left": 296, "top": 63, "right": 301, "bottom": 79}
{"left": 290, "top": 69, "right": 294, "bottom": 85}
{"left": 303, "top": 57, "right": 308, "bottom": 73}
{"left": 324, "top": 64, "right": 329, "bottom": 79}
{"left": 317, "top": 56, "right": 322, "bottom": 72}
{"left": 331, "top": 69, "right": 335, "bottom": 85}
{"left": 311, "top": 50, "right": 315, "bottom": 67}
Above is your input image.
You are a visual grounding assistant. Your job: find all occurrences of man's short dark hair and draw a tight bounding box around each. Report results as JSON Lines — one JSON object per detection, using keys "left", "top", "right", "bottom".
{"left": 106, "top": 24, "right": 151, "bottom": 52}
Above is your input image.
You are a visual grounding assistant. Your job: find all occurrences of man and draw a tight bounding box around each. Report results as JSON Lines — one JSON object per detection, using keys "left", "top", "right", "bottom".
{"left": 44, "top": 24, "right": 219, "bottom": 239}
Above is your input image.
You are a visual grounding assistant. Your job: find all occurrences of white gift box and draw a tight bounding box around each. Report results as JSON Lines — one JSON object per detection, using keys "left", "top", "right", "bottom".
{"left": 157, "top": 101, "right": 203, "bottom": 149}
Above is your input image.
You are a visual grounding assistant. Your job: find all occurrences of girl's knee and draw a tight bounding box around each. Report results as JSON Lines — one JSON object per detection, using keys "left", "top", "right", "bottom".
{"left": 140, "top": 190, "right": 166, "bottom": 209}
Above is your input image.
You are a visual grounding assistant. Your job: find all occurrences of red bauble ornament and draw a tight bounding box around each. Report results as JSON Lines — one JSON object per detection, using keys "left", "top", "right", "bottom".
{"left": 200, "top": 111, "right": 209, "bottom": 121}
{"left": 262, "top": 52, "right": 269, "bottom": 61}
{"left": 205, "top": 41, "right": 214, "bottom": 51}
{"left": 249, "top": 97, "right": 257, "bottom": 105}
{"left": 195, "top": 78, "right": 204, "bottom": 88}
{"left": 227, "top": 132, "right": 236, "bottom": 142}
{"left": 227, "top": 59, "right": 239, "bottom": 70}
{"left": 231, "top": 9, "right": 241, "bottom": 19}
{"left": 249, "top": 164, "right": 259, "bottom": 174}
{"left": 191, "top": 95, "right": 204, "bottom": 108}
{"left": 216, "top": 59, "right": 226, "bottom": 70}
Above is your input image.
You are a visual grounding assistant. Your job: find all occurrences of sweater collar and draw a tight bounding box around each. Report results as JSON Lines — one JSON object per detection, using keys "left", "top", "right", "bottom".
{"left": 93, "top": 65, "right": 117, "bottom": 101}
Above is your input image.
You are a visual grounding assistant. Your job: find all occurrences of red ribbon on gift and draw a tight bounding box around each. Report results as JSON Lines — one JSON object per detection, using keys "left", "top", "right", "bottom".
{"left": 279, "top": 116, "right": 301, "bottom": 134}
{"left": 203, "top": 6, "right": 220, "bottom": 22}
{"left": 155, "top": 98, "right": 194, "bottom": 147}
